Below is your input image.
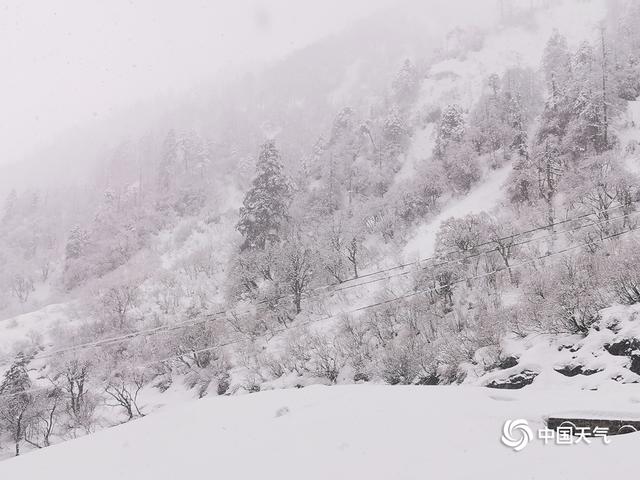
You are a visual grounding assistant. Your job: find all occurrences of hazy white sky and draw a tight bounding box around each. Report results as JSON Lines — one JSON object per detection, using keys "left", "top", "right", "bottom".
{"left": 0, "top": 0, "right": 390, "bottom": 167}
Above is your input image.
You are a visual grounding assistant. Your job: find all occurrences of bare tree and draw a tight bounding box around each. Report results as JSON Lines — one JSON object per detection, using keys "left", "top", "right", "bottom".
{"left": 100, "top": 283, "right": 139, "bottom": 328}
{"left": 24, "top": 388, "right": 62, "bottom": 449}
{"left": 10, "top": 273, "right": 35, "bottom": 304}
{"left": 278, "top": 232, "right": 316, "bottom": 315}
{"left": 50, "top": 357, "right": 95, "bottom": 432}
{"left": 104, "top": 370, "right": 146, "bottom": 421}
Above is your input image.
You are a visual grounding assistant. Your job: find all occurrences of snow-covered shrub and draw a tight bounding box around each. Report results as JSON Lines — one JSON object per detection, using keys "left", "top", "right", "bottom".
{"left": 607, "top": 241, "right": 640, "bottom": 305}
{"left": 306, "top": 333, "right": 346, "bottom": 384}
{"left": 442, "top": 143, "right": 482, "bottom": 194}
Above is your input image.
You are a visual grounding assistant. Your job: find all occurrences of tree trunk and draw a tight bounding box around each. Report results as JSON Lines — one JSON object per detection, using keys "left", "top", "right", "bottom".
{"left": 600, "top": 27, "right": 609, "bottom": 149}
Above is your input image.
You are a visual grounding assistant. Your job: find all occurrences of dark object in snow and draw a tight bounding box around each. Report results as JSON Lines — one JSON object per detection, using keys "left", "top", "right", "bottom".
{"left": 547, "top": 415, "right": 640, "bottom": 436}
{"left": 353, "top": 372, "right": 369, "bottom": 383}
{"left": 416, "top": 373, "right": 440, "bottom": 385}
{"left": 605, "top": 320, "right": 622, "bottom": 333}
{"left": 275, "top": 406, "right": 290, "bottom": 418}
{"left": 485, "top": 370, "right": 538, "bottom": 389}
{"left": 498, "top": 356, "right": 519, "bottom": 369}
{"left": 557, "top": 344, "right": 581, "bottom": 353}
{"left": 604, "top": 339, "right": 640, "bottom": 375}
{"left": 555, "top": 365, "right": 601, "bottom": 377}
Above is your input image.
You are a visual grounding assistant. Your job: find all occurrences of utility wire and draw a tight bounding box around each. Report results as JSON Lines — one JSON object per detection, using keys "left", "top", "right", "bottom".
{"left": 331, "top": 209, "right": 640, "bottom": 294}
{"left": 136, "top": 224, "right": 640, "bottom": 370}
{"left": 2, "top": 224, "right": 638, "bottom": 402}
{"left": 0, "top": 205, "right": 635, "bottom": 367}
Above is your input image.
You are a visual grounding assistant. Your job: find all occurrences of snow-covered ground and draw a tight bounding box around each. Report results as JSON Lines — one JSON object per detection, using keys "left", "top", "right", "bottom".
{"left": 0, "top": 303, "right": 74, "bottom": 361}
{"left": 2, "top": 383, "right": 640, "bottom": 480}
{"left": 471, "top": 304, "right": 640, "bottom": 388}
{"left": 403, "top": 162, "right": 512, "bottom": 261}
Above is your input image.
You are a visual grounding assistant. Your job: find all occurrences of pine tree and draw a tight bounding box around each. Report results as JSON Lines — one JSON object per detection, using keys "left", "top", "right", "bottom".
{"left": 381, "top": 108, "right": 409, "bottom": 160}
{"left": 237, "top": 141, "right": 292, "bottom": 250}
{"left": 434, "top": 104, "right": 465, "bottom": 159}
{"left": 506, "top": 93, "right": 529, "bottom": 159}
{"left": 542, "top": 30, "right": 572, "bottom": 103}
{"left": 65, "top": 225, "right": 89, "bottom": 260}
{"left": 329, "top": 107, "right": 354, "bottom": 146}
{"left": 392, "top": 59, "right": 420, "bottom": 105}
{"left": 0, "top": 353, "right": 33, "bottom": 456}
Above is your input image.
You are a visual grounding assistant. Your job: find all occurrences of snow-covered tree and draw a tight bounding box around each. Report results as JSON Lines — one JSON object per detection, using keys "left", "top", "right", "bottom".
{"left": 0, "top": 353, "right": 34, "bottom": 456}
{"left": 237, "top": 141, "right": 292, "bottom": 250}
{"left": 392, "top": 59, "right": 421, "bottom": 106}
{"left": 434, "top": 104, "right": 465, "bottom": 159}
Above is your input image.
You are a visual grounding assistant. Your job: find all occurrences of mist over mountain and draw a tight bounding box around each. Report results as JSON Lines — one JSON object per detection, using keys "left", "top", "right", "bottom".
{"left": 2, "top": 0, "right": 640, "bottom": 476}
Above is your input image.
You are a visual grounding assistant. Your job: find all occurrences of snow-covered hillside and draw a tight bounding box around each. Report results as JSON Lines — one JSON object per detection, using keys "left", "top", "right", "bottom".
{"left": 3, "top": 0, "right": 640, "bottom": 470}
{"left": 472, "top": 304, "right": 640, "bottom": 388}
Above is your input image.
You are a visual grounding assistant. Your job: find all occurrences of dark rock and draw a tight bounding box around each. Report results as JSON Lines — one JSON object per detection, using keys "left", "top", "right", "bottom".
{"left": 498, "top": 356, "right": 519, "bottom": 369}
{"left": 558, "top": 344, "right": 581, "bottom": 352}
{"left": 604, "top": 338, "right": 640, "bottom": 356}
{"left": 486, "top": 370, "right": 538, "bottom": 389}
{"left": 604, "top": 339, "right": 640, "bottom": 375}
{"left": 547, "top": 416, "right": 640, "bottom": 436}
{"left": 555, "top": 365, "right": 602, "bottom": 377}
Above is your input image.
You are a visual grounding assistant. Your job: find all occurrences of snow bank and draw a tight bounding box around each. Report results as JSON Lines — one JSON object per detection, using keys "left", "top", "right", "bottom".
{"left": 2, "top": 384, "right": 640, "bottom": 480}
{"left": 472, "top": 304, "right": 640, "bottom": 389}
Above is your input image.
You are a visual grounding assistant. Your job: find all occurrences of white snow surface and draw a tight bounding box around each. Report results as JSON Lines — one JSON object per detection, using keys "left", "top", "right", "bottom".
{"left": 2, "top": 383, "right": 640, "bottom": 480}
{"left": 403, "top": 163, "right": 512, "bottom": 261}
{"left": 0, "top": 303, "right": 73, "bottom": 358}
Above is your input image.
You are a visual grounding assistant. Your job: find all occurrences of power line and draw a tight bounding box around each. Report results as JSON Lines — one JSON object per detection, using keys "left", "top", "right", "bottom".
{"left": 141, "top": 224, "right": 640, "bottom": 369}
{"left": 331, "top": 209, "right": 640, "bottom": 294}
{"left": 2, "top": 223, "right": 638, "bottom": 401}
{"left": 1, "top": 205, "right": 634, "bottom": 367}
{"left": 332, "top": 201, "right": 636, "bottom": 284}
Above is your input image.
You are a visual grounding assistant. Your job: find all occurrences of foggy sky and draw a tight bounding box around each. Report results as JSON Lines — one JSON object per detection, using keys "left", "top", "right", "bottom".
{"left": 0, "top": 0, "right": 391, "bottom": 168}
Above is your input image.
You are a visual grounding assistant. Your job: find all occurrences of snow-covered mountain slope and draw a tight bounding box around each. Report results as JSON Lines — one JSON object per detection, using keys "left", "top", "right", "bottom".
{"left": 397, "top": 0, "right": 606, "bottom": 261}
{"left": 403, "top": 163, "right": 513, "bottom": 261}
{"left": 471, "top": 304, "right": 640, "bottom": 389}
{"left": 4, "top": 0, "right": 639, "bottom": 466}
{"left": 424, "top": 0, "right": 606, "bottom": 110}
{"left": 2, "top": 384, "right": 640, "bottom": 480}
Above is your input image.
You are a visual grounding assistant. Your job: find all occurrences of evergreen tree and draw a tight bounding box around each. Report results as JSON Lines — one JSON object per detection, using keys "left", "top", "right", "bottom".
{"left": 237, "top": 141, "right": 292, "bottom": 249}
{"left": 506, "top": 93, "right": 529, "bottom": 158}
{"left": 381, "top": 108, "right": 410, "bottom": 160}
{"left": 392, "top": 59, "right": 420, "bottom": 105}
{"left": 0, "top": 353, "right": 33, "bottom": 456}
{"left": 329, "top": 107, "right": 355, "bottom": 146}
{"left": 65, "top": 225, "right": 89, "bottom": 260}
{"left": 434, "top": 104, "right": 465, "bottom": 159}
{"left": 542, "top": 30, "right": 572, "bottom": 104}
